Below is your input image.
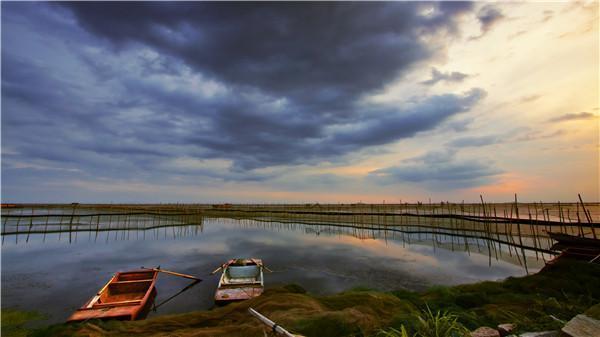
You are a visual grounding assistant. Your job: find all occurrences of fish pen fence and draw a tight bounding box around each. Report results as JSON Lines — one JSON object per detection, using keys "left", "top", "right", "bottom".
{"left": 202, "top": 195, "right": 599, "bottom": 241}
{"left": 1, "top": 204, "right": 204, "bottom": 244}
{"left": 1, "top": 195, "right": 598, "bottom": 246}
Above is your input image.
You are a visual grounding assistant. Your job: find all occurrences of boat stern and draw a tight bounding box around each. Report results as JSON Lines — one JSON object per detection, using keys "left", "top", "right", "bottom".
{"left": 214, "top": 286, "right": 264, "bottom": 303}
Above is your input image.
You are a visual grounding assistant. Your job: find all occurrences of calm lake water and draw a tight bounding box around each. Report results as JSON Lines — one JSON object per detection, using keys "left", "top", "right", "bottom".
{"left": 1, "top": 217, "right": 550, "bottom": 325}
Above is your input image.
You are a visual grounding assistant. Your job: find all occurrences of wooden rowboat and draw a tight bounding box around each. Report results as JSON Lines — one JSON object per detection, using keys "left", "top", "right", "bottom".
{"left": 67, "top": 270, "right": 158, "bottom": 322}
{"left": 213, "top": 258, "right": 264, "bottom": 303}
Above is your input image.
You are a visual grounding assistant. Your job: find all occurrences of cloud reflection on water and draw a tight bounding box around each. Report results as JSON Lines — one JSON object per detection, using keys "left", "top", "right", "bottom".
{"left": 1, "top": 218, "right": 542, "bottom": 324}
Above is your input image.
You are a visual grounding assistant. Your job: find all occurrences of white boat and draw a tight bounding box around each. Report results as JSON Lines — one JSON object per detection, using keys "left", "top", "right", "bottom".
{"left": 212, "top": 258, "right": 264, "bottom": 303}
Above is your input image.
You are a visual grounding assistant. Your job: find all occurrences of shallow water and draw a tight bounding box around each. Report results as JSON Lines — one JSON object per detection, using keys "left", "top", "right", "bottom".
{"left": 1, "top": 217, "right": 550, "bottom": 325}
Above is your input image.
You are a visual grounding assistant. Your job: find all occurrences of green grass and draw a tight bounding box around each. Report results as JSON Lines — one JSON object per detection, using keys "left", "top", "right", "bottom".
{"left": 378, "top": 308, "right": 470, "bottom": 337}
{"left": 406, "top": 259, "right": 600, "bottom": 333}
{"left": 1, "top": 308, "right": 45, "bottom": 337}
{"left": 585, "top": 303, "right": 600, "bottom": 320}
{"left": 377, "top": 326, "right": 411, "bottom": 337}
{"left": 294, "top": 312, "right": 365, "bottom": 337}
{"left": 414, "top": 307, "right": 469, "bottom": 337}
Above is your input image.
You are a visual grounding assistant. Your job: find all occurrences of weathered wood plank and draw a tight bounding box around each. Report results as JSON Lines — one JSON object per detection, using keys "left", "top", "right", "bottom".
{"left": 562, "top": 314, "right": 600, "bottom": 337}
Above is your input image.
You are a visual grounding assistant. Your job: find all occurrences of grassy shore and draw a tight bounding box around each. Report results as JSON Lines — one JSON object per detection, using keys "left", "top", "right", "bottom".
{"left": 8, "top": 258, "right": 598, "bottom": 337}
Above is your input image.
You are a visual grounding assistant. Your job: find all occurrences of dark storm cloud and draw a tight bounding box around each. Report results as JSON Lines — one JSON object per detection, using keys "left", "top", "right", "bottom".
{"left": 185, "top": 104, "right": 326, "bottom": 170}
{"left": 61, "top": 2, "right": 474, "bottom": 114}
{"left": 2, "top": 52, "right": 169, "bottom": 167}
{"left": 331, "top": 89, "right": 486, "bottom": 147}
{"left": 369, "top": 149, "right": 501, "bottom": 189}
{"left": 420, "top": 67, "right": 470, "bottom": 86}
{"left": 2, "top": 55, "right": 73, "bottom": 126}
{"left": 2, "top": 2, "right": 485, "bottom": 197}
{"left": 184, "top": 88, "right": 486, "bottom": 170}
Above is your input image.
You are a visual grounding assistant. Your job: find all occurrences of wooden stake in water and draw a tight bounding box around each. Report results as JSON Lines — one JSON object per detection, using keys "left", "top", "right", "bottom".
{"left": 528, "top": 205, "right": 539, "bottom": 260}
{"left": 68, "top": 205, "right": 76, "bottom": 244}
{"left": 480, "top": 195, "right": 492, "bottom": 266}
{"left": 94, "top": 214, "right": 101, "bottom": 242}
{"left": 42, "top": 209, "right": 50, "bottom": 243}
{"left": 106, "top": 213, "right": 112, "bottom": 243}
{"left": 1, "top": 207, "right": 11, "bottom": 244}
{"left": 26, "top": 208, "right": 34, "bottom": 243}
{"left": 557, "top": 201, "right": 566, "bottom": 234}
{"left": 578, "top": 194, "right": 596, "bottom": 239}
{"left": 494, "top": 206, "right": 502, "bottom": 257}
{"left": 514, "top": 194, "right": 528, "bottom": 274}
{"left": 15, "top": 208, "right": 23, "bottom": 244}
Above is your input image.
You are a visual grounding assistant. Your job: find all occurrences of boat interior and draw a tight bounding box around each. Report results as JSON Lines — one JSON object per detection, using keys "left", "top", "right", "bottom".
{"left": 95, "top": 271, "right": 156, "bottom": 307}
{"left": 223, "top": 264, "right": 263, "bottom": 285}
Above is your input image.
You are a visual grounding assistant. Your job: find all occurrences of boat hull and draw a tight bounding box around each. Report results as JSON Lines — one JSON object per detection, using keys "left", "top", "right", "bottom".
{"left": 214, "top": 258, "right": 264, "bottom": 304}
{"left": 68, "top": 270, "right": 158, "bottom": 322}
{"left": 215, "top": 285, "right": 263, "bottom": 303}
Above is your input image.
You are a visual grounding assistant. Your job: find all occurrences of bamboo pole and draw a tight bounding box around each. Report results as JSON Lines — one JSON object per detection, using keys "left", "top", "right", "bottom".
{"left": 141, "top": 267, "right": 202, "bottom": 281}
{"left": 528, "top": 205, "right": 539, "bottom": 260}
{"left": 248, "top": 308, "right": 297, "bottom": 337}
{"left": 94, "top": 214, "right": 101, "bottom": 242}
{"left": 106, "top": 213, "right": 112, "bottom": 243}
{"left": 26, "top": 208, "right": 34, "bottom": 243}
{"left": 41, "top": 209, "right": 50, "bottom": 242}
{"left": 494, "top": 206, "right": 502, "bottom": 257}
{"left": 1, "top": 208, "right": 8, "bottom": 245}
{"left": 578, "top": 194, "right": 593, "bottom": 223}
{"left": 514, "top": 194, "right": 528, "bottom": 273}
{"left": 480, "top": 196, "right": 492, "bottom": 266}
{"left": 15, "top": 208, "right": 23, "bottom": 244}
{"left": 2, "top": 207, "right": 10, "bottom": 227}
{"left": 68, "top": 205, "right": 77, "bottom": 244}
{"left": 578, "top": 194, "right": 596, "bottom": 239}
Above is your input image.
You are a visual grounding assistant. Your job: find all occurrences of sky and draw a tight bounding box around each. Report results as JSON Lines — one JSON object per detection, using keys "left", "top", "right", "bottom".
{"left": 1, "top": 1, "right": 598, "bottom": 203}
